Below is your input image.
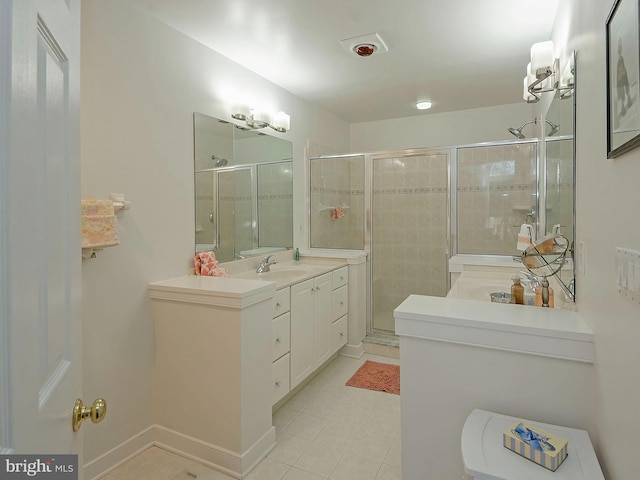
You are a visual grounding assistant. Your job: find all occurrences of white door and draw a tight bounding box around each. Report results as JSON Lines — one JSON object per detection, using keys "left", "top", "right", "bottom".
{"left": 0, "top": 0, "right": 82, "bottom": 459}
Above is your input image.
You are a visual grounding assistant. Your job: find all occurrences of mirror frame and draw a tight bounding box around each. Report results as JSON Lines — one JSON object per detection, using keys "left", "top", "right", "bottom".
{"left": 541, "top": 50, "right": 576, "bottom": 301}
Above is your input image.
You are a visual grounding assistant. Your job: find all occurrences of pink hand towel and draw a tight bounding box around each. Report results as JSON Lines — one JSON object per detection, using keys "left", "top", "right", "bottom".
{"left": 194, "top": 251, "right": 229, "bottom": 277}
{"left": 81, "top": 200, "right": 120, "bottom": 249}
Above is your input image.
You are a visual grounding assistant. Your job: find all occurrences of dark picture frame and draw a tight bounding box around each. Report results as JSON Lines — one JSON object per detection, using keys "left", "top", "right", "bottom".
{"left": 607, "top": 0, "right": 640, "bottom": 158}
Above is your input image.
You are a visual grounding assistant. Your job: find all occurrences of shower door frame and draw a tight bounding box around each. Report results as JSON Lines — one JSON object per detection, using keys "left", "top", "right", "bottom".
{"left": 450, "top": 137, "right": 543, "bottom": 256}
{"left": 366, "top": 147, "right": 452, "bottom": 336}
{"left": 307, "top": 138, "right": 554, "bottom": 337}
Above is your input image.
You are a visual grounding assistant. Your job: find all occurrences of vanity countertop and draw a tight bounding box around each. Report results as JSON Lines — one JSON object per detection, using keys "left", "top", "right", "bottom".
{"left": 149, "top": 259, "right": 347, "bottom": 308}
{"left": 149, "top": 275, "right": 276, "bottom": 308}
{"left": 447, "top": 269, "right": 575, "bottom": 310}
{"left": 394, "top": 294, "right": 594, "bottom": 363}
{"left": 231, "top": 259, "right": 346, "bottom": 290}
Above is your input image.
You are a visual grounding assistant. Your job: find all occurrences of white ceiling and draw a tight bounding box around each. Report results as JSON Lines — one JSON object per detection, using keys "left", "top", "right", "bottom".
{"left": 122, "top": 0, "right": 560, "bottom": 123}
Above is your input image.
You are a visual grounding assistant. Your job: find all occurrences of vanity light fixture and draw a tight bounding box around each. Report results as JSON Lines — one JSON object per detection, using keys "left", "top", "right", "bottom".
{"left": 231, "top": 103, "right": 291, "bottom": 133}
{"left": 523, "top": 41, "right": 574, "bottom": 103}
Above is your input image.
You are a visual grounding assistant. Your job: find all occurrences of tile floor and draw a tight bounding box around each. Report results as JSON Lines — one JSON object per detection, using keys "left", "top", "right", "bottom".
{"left": 100, "top": 353, "right": 401, "bottom": 480}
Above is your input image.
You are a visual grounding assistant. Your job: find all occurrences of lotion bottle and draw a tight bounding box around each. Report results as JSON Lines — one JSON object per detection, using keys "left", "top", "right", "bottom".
{"left": 511, "top": 277, "right": 524, "bottom": 305}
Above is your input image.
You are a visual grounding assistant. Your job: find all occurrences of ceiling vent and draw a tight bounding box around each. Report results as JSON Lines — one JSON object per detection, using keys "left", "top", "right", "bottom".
{"left": 340, "top": 32, "right": 388, "bottom": 58}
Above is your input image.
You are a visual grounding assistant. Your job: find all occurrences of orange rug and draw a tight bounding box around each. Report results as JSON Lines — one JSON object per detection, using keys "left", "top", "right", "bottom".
{"left": 345, "top": 360, "right": 400, "bottom": 395}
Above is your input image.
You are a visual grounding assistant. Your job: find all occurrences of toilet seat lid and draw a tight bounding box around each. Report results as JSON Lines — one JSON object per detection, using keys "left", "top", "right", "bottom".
{"left": 461, "top": 409, "right": 604, "bottom": 480}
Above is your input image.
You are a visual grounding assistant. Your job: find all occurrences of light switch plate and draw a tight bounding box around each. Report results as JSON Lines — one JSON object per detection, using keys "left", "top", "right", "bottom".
{"left": 577, "top": 241, "right": 586, "bottom": 275}
{"left": 616, "top": 247, "right": 640, "bottom": 304}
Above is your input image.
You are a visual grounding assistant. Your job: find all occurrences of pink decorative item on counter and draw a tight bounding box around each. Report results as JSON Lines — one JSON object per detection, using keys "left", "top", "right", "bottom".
{"left": 194, "top": 251, "right": 229, "bottom": 277}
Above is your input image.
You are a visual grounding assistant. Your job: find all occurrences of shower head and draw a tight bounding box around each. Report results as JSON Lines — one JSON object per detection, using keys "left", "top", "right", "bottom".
{"left": 545, "top": 120, "right": 561, "bottom": 136}
{"left": 211, "top": 155, "right": 228, "bottom": 167}
{"left": 507, "top": 118, "right": 559, "bottom": 139}
{"left": 507, "top": 120, "right": 536, "bottom": 139}
{"left": 507, "top": 127, "right": 526, "bottom": 139}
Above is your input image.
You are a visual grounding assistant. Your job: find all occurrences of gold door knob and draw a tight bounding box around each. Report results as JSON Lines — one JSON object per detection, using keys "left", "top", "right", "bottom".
{"left": 72, "top": 398, "right": 107, "bottom": 432}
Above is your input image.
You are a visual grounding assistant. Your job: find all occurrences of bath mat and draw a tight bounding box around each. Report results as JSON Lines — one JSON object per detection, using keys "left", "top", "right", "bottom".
{"left": 345, "top": 360, "right": 400, "bottom": 395}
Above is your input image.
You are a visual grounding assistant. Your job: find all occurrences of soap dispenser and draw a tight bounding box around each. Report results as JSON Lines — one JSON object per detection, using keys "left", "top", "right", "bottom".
{"left": 511, "top": 277, "right": 524, "bottom": 305}
{"left": 523, "top": 282, "right": 536, "bottom": 306}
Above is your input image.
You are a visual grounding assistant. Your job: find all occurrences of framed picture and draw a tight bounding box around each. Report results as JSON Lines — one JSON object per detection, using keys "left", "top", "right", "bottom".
{"left": 606, "top": 0, "right": 640, "bottom": 158}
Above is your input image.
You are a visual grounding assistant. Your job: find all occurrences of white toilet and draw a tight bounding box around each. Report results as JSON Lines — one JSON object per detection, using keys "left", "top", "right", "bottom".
{"left": 461, "top": 409, "right": 604, "bottom": 480}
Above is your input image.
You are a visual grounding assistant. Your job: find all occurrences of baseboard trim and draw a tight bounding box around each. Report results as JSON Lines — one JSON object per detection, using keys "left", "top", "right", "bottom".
{"left": 83, "top": 425, "right": 276, "bottom": 480}
{"left": 84, "top": 426, "right": 156, "bottom": 480}
{"left": 340, "top": 342, "right": 364, "bottom": 359}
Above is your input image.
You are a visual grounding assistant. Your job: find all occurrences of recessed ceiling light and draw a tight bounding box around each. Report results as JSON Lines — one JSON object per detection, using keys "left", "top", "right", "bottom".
{"left": 416, "top": 101, "right": 432, "bottom": 110}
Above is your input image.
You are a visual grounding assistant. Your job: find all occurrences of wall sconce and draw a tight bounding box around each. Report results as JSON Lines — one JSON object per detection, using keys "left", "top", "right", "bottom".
{"left": 523, "top": 41, "right": 574, "bottom": 103}
{"left": 231, "top": 103, "right": 290, "bottom": 133}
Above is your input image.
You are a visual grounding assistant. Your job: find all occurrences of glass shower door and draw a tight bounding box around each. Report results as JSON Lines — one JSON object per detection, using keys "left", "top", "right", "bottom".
{"left": 371, "top": 153, "right": 449, "bottom": 333}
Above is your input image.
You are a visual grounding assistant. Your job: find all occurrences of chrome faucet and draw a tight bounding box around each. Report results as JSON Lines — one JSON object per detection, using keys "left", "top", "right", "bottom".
{"left": 519, "top": 270, "right": 540, "bottom": 289}
{"left": 256, "top": 255, "right": 277, "bottom": 273}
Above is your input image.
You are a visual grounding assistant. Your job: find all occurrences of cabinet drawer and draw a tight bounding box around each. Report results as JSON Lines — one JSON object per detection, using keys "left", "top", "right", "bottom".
{"left": 272, "top": 353, "right": 290, "bottom": 405}
{"left": 332, "top": 266, "right": 348, "bottom": 289}
{"left": 332, "top": 285, "right": 348, "bottom": 320}
{"left": 272, "top": 312, "right": 291, "bottom": 361}
{"left": 273, "top": 287, "right": 291, "bottom": 318}
{"left": 331, "top": 315, "right": 348, "bottom": 354}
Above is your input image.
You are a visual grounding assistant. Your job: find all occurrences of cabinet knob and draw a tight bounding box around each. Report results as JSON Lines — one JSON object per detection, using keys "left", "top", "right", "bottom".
{"left": 276, "top": 337, "right": 281, "bottom": 344}
{"left": 275, "top": 380, "right": 281, "bottom": 388}
{"left": 340, "top": 332, "right": 344, "bottom": 337}
{"left": 276, "top": 302, "right": 281, "bottom": 308}
{"left": 340, "top": 276, "right": 344, "bottom": 281}
{"left": 340, "top": 301, "right": 344, "bottom": 306}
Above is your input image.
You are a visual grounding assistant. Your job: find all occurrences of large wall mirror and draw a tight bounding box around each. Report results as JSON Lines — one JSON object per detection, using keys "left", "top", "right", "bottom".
{"left": 543, "top": 51, "right": 576, "bottom": 300}
{"left": 194, "top": 112, "right": 293, "bottom": 262}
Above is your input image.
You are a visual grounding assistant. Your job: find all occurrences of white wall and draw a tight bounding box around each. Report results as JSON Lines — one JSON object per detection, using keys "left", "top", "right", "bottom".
{"left": 350, "top": 102, "right": 534, "bottom": 152}
{"left": 552, "top": 1, "right": 640, "bottom": 478}
{"left": 80, "top": 0, "right": 349, "bottom": 465}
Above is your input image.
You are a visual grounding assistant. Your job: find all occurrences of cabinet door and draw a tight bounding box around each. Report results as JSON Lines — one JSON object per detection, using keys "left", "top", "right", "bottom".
{"left": 290, "top": 278, "right": 315, "bottom": 389}
{"left": 313, "top": 272, "right": 333, "bottom": 367}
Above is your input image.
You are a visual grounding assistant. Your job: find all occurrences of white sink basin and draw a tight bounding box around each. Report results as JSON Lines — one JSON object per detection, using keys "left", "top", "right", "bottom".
{"left": 257, "top": 269, "right": 310, "bottom": 280}
{"left": 232, "top": 265, "right": 313, "bottom": 288}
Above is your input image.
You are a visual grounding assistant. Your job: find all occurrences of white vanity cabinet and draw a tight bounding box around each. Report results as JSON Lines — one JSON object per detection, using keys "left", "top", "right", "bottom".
{"left": 272, "top": 287, "right": 291, "bottom": 405}
{"left": 290, "top": 267, "right": 349, "bottom": 390}
{"left": 290, "top": 272, "right": 331, "bottom": 389}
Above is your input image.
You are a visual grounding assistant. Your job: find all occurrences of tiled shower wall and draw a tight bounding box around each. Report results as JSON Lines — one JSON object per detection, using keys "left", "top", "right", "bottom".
{"left": 310, "top": 156, "right": 365, "bottom": 250}
{"left": 195, "top": 171, "right": 215, "bottom": 249}
{"left": 218, "top": 168, "right": 253, "bottom": 261}
{"left": 457, "top": 143, "right": 538, "bottom": 255}
{"left": 257, "top": 161, "right": 293, "bottom": 248}
{"left": 546, "top": 139, "right": 574, "bottom": 241}
{"left": 372, "top": 154, "right": 449, "bottom": 332}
